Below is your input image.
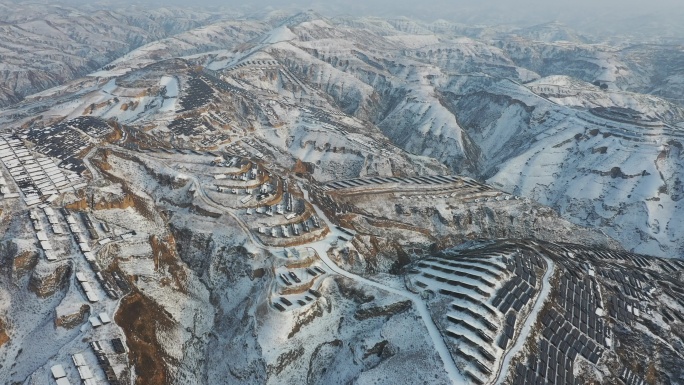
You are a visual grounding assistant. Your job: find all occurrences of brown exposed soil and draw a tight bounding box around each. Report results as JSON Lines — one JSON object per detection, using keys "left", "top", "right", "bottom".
{"left": 354, "top": 300, "right": 412, "bottom": 321}
{"left": 251, "top": 268, "right": 266, "bottom": 279}
{"left": 103, "top": 122, "right": 124, "bottom": 143}
{"left": 12, "top": 250, "right": 38, "bottom": 278}
{"left": 281, "top": 277, "right": 319, "bottom": 295}
{"left": 363, "top": 340, "right": 389, "bottom": 359}
{"left": 56, "top": 304, "right": 90, "bottom": 329}
{"left": 292, "top": 159, "right": 315, "bottom": 174}
{"left": 150, "top": 234, "right": 188, "bottom": 294}
{"left": 0, "top": 318, "right": 9, "bottom": 347}
{"left": 65, "top": 198, "right": 88, "bottom": 211}
{"left": 284, "top": 257, "right": 316, "bottom": 269}
{"left": 28, "top": 263, "right": 71, "bottom": 298}
{"left": 335, "top": 277, "right": 374, "bottom": 304}
{"left": 115, "top": 292, "right": 174, "bottom": 385}
{"left": 288, "top": 302, "right": 326, "bottom": 338}
{"left": 94, "top": 194, "right": 135, "bottom": 211}
{"left": 91, "top": 150, "right": 157, "bottom": 220}
{"left": 268, "top": 346, "right": 305, "bottom": 376}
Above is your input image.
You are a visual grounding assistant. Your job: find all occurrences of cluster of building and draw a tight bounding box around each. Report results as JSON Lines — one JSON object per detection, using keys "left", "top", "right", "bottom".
{"left": 91, "top": 340, "right": 122, "bottom": 384}
{"left": 0, "top": 135, "right": 85, "bottom": 205}
{"left": 68, "top": 117, "right": 112, "bottom": 138}
{"left": 50, "top": 349, "right": 110, "bottom": 385}
{"left": 71, "top": 353, "right": 98, "bottom": 385}
{"left": 258, "top": 215, "right": 320, "bottom": 239}
{"left": 76, "top": 271, "right": 100, "bottom": 303}
{"left": 177, "top": 76, "right": 214, "bottom": 113}
{"left": 272, "top": 288, "right": 322, "bottom": 312}
{"left": 24, "top": 123, "right": 91, "bottom": 174}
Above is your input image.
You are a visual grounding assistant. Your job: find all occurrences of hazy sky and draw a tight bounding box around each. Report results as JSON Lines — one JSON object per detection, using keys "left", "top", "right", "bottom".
{"left": 32, "top": 0, "right": 684, "bottom": 37}
{"left": 51, "top": 0, "right": 679, "bottom": 16}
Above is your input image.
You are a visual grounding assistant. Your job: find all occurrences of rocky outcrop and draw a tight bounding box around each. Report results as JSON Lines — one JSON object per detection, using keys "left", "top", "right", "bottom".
{"left": 55, "top": 304, "right": 90, "bottom": 329}
{"left": 0, "top": 318, "right": 9, "bottom": 348}
{"left": 12, "top": 250, "right": 39, "bottom": 279}
{"left": 28, "top": 261, "right": 71, "bottom": 298}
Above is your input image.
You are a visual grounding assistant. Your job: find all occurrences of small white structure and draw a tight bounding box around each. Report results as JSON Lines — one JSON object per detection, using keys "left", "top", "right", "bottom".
{"left": 99, "top": 312, "right": 111, "bottom": 324}
{"left": 44, "top": 250, "right": 57, "bottom": 261}
{"left": 78, "top": 365, "right": 93, "bottom": 379}
{"left": 56, "top": 378, "right": 71, "bottom": 385}
{"left": 75, "top": 272, "right": 88, "bottom": 282}
{"left": 81, "top": 282, "right": 93, "bottom": 292}
{"left": 72, "top": 353, "right": 87, "bottom": 367}
{"left": 52, "top": 224, "right": 64, "bottom": 234}
{"left": 85, "top": 291, "right": 100, "bottom": 303}
{"left": 89, "top": 316, "right": 102, "bottom": 328}
{"left": 50, "top": 364, "right": 67, "bottom": 379}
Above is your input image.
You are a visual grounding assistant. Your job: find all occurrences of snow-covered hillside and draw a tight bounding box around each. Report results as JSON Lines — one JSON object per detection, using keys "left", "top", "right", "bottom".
{"left": 0, "top": 9, "right": 683, "bottom": 385}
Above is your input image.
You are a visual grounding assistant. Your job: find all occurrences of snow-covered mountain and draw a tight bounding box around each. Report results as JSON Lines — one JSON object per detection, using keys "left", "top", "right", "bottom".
{"left": 0, "top": 8, "right": 683, "bottom": 385}
{"left": 0, "top": 1, "right": 265, "bottom": 108}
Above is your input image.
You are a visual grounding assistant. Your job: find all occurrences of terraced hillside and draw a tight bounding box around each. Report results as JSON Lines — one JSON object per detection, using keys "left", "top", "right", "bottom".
{"left": 0, "top": 9, "right": 682, "bottom": 385}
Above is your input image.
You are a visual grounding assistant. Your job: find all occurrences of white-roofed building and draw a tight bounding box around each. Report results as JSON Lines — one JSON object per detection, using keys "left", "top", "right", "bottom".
{"left": 99, "top": 312, "right": 111, "bottom": 324}
{"left": 72, "top": 353, "right": 87, "bottom": 367}
{"left": 40, "top": 240, "right": 52, "bottom": 250}
{"left": 89, "top": 316, "right": 102, "bottom": 328}
{"left": 44, "top": 250, "right": 57, "bottom": 261}
{"left": 50, "top": 364, "right": 66, "bottom": 379}
{"left": 83, "top": 252, "right": 96, "bottom": 262}
{"left": 80, "top": 282, "right": 93, "bottom": 292}
{"left": 85, "top": 291, "right": 99, "bottom": 303}
{"left": 78, "top": 365, "right": 93, "bottom": 379}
